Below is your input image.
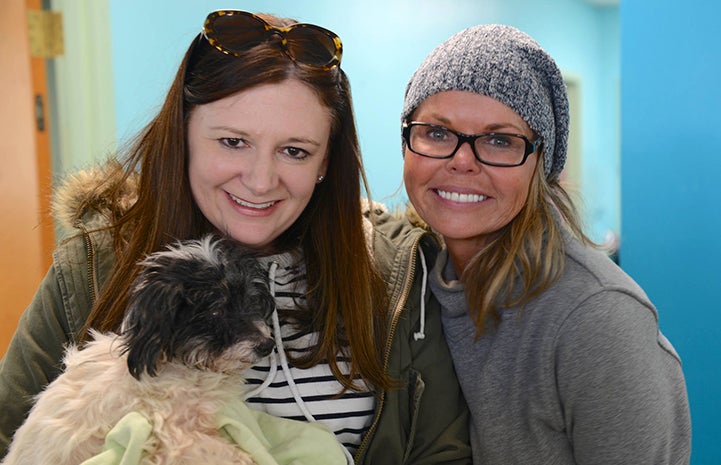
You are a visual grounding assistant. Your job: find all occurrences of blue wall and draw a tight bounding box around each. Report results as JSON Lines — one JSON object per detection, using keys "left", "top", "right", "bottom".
{"left": 108, "top": 0, "right": 619, "bottom": 243}
{"left": 621, "top": 1, "right": 721, "bottom": 463}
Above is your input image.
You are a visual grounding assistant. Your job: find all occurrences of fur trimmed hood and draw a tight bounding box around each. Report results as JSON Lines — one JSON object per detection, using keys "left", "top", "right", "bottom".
{"left": 362, "top": 198, "right": 434, "bottom": 236}
{"left": 51, "top": 162, "right": 138, "bottom": 236}
{"left": 361, "top": 198, "right": 437, "bottom": 255}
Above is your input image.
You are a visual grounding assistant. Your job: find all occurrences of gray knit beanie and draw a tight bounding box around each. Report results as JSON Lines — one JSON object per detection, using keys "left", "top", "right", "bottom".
{"left": 402, "top": 24, "right": 569, "bottom": 180}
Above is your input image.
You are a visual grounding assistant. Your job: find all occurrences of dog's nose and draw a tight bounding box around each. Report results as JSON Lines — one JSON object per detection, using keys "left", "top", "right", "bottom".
{"left": 255, "top": 337, "right": 275, "bottom": 357}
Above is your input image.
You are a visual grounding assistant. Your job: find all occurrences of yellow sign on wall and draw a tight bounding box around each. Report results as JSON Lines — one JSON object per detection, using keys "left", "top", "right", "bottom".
{"left": 27, "top": 10, "right": 64, "bottom": 58}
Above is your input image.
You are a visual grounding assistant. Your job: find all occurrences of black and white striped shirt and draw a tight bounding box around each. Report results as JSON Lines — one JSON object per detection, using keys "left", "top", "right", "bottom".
{"left": 243, "top": 253, "right": 375, "bottom": 455}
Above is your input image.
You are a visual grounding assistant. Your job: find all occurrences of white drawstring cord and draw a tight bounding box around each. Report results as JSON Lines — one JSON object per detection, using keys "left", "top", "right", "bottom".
{"left": 413, "top": 247, "right": 428, "bottom": 341}
{"left": 242, "top": 350, "right": 278, "bottom": 400}
{"left": 270, "top": 305, "right": 355, "bottom": 463}
{"left": 271, "top": 307, "right": 316, "bottom": 422}
{"left": 249, "top": 261, "right": 355, "bottom": 464}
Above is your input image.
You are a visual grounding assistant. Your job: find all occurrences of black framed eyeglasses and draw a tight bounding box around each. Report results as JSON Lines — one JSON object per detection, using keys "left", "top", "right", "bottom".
{"left": 402, "top": 121, "right": 543, "bottom": 167}
{"left": 202, "top": 10, "right": 343, "bottom": 70}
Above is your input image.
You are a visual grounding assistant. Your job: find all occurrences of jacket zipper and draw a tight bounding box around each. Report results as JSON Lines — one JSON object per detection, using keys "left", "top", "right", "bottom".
{"left": 74, "top": 220, "right": 98, "bottom": 308}
{"left": 354, "top": 237, "right": 420, "bottom": 462}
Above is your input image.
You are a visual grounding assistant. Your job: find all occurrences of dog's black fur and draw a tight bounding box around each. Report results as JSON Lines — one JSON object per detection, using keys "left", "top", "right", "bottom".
{"left": 120, "top": 235, "right": 276, "bottom": 379}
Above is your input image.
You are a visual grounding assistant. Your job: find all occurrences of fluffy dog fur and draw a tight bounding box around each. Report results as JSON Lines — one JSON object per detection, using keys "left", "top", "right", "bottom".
{"left": 2, "top": 236, "right": 276, "bottom": 465}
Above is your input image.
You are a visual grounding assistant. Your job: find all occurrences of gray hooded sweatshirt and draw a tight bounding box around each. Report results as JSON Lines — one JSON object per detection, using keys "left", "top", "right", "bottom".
{"left": 430, "top": 237, "right": 690, "bottom": 465}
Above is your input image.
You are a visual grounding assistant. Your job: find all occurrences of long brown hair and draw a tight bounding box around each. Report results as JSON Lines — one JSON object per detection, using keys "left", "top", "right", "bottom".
{"left": 461, "top": 157, "right": 593, "bottom": 336}
{"left": 81, "top": 14, "right": 391, "bottom": 390}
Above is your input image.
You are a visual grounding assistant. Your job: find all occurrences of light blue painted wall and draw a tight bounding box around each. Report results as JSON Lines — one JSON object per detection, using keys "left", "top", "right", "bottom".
{"left": 108, "top": 0, "right": 619, "bottom": 243}
{"left": 621, "top": 0, "right": 721, "bottom": 462}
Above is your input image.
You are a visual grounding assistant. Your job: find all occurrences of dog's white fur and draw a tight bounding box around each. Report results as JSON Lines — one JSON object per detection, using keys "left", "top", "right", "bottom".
{"left": 2, "top": 237, "right": 276, "bottom": 465}
{"left": 2, "top": 331, "right": 257, "bottom": 465}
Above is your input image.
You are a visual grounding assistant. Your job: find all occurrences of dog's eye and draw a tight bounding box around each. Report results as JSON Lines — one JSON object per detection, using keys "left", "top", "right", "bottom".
{"left": 210, "top": 309, "right": 224, "bottom": 318}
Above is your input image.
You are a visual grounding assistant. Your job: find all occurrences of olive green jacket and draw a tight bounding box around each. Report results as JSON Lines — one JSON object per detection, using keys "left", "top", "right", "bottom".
{"left": 0, "top": 171, "right": 470, "bottom": 464}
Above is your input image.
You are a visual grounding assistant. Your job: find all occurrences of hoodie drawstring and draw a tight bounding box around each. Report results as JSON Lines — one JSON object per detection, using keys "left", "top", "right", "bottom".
{"left": 413, "top": 247, "right": 428, "bottom": 341}
{"left": 247, "top": 261, "right": 355, "bottom": 464}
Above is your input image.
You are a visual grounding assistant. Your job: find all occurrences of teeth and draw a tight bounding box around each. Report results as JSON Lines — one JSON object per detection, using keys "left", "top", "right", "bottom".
{"left": 230, "top": 194, "right": 275, "bottom": 209}
{"left": 437, "top": 189, "right": 486, "bottom": 203}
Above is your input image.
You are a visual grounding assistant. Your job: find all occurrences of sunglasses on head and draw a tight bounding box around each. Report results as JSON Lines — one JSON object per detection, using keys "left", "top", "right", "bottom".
{"left": 202, "top": 10, "right": 343, "bottom": 70}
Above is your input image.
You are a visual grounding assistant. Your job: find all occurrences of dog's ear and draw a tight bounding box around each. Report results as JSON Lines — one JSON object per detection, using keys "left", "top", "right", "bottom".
{"left": 122, "top": 271, "right": 185, "bottom": 380}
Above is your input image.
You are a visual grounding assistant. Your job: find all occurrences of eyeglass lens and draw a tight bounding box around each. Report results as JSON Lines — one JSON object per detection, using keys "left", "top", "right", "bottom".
{"left": 210, "top": 14, "right": 267, "bottom": 50}
{"left": 283, "top": 26, "right": 338, "bottom": 66}
{"left": 408, "top": 124, "right": 529, "bottom": 166}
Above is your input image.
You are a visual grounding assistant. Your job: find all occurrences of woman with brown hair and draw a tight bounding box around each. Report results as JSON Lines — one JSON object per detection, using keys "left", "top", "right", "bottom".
{"left": 0, "top": 10, "right": 469, "bottom": 464}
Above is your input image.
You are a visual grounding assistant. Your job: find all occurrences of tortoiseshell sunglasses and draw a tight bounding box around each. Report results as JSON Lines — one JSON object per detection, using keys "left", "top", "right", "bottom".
{"left": 202, "top": 10, "right": 343, "bottom": 70}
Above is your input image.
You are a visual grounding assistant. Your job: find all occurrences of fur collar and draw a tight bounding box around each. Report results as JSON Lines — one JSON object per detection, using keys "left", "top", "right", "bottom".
{"left": 51, "top": 162, "right": 138, "bottom": 236}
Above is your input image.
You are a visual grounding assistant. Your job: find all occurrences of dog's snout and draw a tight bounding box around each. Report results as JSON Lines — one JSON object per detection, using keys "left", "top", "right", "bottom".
{"left": 255, "top": 337, "right": 275, "bottom": 357}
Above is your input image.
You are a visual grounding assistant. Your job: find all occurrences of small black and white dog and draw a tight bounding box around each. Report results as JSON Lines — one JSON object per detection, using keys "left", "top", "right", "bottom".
{"left": 2, "top": 235, "right": 275, "bottom": 465}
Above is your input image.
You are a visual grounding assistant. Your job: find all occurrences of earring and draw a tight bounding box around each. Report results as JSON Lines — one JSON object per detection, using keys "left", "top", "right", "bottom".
{"left": 317, "top": 175, "right": 325, "bottom": 184}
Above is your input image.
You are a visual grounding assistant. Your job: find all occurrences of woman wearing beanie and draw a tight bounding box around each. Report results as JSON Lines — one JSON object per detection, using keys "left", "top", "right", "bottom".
{"left": 401, "top": 24, "right": 691, "bottom": 464}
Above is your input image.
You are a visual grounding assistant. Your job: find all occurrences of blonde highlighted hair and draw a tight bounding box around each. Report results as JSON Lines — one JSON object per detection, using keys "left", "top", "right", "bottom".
{"left": 461, "top": 159, "right": 594, "bottom": 336}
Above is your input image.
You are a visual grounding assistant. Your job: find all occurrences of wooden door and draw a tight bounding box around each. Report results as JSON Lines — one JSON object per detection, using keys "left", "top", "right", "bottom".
{"left": 0, "top": 0, "right": 55, "bottom": 357}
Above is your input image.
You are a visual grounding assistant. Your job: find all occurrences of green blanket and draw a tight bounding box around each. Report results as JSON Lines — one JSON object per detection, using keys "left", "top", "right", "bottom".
{"left": 80, "top": 400, "right": 346, "bottom": 465}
